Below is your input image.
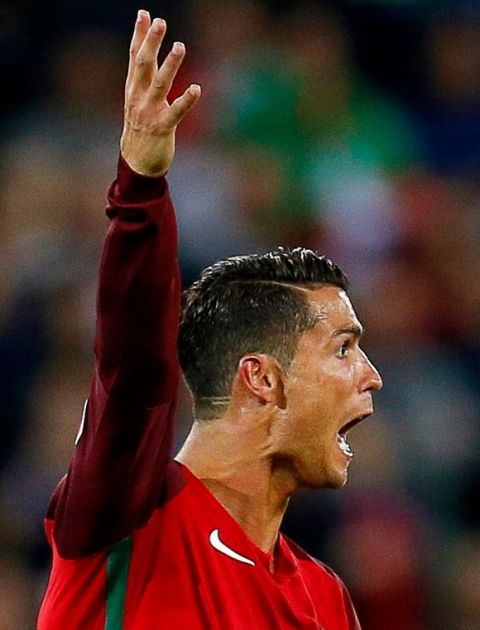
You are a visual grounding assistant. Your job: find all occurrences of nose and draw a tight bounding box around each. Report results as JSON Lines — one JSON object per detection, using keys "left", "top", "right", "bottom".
{"left": 360, "top": 351, "right": 383, "bottom": 392}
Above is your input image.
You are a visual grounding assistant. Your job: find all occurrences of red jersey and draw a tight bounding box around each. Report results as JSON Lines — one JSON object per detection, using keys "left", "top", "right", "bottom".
{"left": 38, "top": 158, "right": 361, "bottom": 629}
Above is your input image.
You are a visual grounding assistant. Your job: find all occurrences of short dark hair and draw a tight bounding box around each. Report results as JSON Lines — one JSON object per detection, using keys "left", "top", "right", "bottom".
{"left": 178, "top": 247, "right": 348, "bottom": 419}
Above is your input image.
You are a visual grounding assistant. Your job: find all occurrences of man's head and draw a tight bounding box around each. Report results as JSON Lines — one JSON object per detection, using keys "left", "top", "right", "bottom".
{"left": 178, "top": 247, "right": 382, "bottom": 488}
{"left": 179, "top": 247, "right": 347, "bottom": 418}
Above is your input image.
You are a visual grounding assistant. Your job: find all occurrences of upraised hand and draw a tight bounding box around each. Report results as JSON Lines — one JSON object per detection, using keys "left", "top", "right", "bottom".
{"left": 120, "top": 10, "right": 201, "bottom": 177}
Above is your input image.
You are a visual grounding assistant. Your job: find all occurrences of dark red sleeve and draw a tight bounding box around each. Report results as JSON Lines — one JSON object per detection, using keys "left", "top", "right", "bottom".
{"left": 49, "top": 156, "right": 181, "bottom": 558}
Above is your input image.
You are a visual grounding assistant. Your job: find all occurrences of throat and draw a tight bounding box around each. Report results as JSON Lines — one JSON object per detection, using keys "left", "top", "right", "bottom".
{"left": 176, "top": 417, "right": 291, "bottom": 555}
{"left": 199, "top": 476, "right": 288, "bottom": 556}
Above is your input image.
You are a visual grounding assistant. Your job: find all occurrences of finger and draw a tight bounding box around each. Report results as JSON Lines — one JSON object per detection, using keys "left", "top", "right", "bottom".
{"left": 146, "top": 41, "right": 186, "bottom": 105}
{"left": 131, "top": 17, "right": 167, "bottom": 93}
{"left": 125, "top": 10, "right": 151, "bottom": 95}
{"left": 163, "top": 84, "right": 202, "bottom": 130}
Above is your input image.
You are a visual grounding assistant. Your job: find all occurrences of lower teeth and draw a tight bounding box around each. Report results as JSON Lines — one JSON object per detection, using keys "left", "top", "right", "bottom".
{"left": 337, "top": 434, "right": 353, "bottom": 457}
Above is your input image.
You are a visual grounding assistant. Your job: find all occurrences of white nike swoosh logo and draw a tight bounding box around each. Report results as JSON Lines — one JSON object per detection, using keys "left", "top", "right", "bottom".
{"left": 209, "top": 529, "right": 256, "bottom": 566}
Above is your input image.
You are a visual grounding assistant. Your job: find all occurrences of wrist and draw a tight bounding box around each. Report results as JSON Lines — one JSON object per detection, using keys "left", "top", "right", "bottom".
{"left": 120, "top": 153, "right": 168, "bottom": 178}
{"left": 115, "top": 154, "right": 168, "bottom": 202}
{"left": 119, "top": 126, "right": 172, "bottom": 178}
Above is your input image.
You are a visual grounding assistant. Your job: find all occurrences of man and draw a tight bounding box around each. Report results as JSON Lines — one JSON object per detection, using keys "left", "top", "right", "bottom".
{"left": 38, "top": 11, "right": 382, "bottom": 629}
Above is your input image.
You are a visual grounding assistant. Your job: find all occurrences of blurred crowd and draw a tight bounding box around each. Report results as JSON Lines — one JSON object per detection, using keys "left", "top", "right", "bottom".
{"left": 1, "top": 0, "right": 480, "bottom": 628}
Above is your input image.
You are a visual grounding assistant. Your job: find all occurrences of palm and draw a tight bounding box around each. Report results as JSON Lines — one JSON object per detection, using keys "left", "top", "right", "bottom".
{"left": 120, "top": 12, "right": 201, "bottom": 177}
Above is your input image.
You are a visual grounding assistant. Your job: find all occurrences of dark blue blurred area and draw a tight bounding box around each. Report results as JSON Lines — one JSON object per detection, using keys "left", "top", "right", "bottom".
{"left": 1, "top": 1, "right": 480, "bottom": 627}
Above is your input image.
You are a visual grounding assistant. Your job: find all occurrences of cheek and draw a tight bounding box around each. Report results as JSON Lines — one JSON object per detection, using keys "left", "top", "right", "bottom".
{"left": 325, "top": 357, "right": 356, "bottom": 380}
{"left": 287, "top": 377, "right": 331, "bottom": 439}
{"left": 297, "top": 377, "right": 330, "bottom": 423}
{"left": 284, "top": 377, "right": 325, "bottom": 440}
{"left": 313, "top": 361, "right": 356, "bottom": 402}
{"left": 285, "top": 355, "right": 356, "bottom": 418}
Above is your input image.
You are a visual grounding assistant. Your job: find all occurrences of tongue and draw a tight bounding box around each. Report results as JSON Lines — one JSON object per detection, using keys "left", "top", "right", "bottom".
{"left": 337, "top": 434, "right": 354, "bottom": 458}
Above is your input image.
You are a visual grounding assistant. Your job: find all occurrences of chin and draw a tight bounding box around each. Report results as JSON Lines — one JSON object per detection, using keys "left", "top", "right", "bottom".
{"left": 331, "top": 461, "right": 351, "bottom": 488}
{"left": 328, "top": 472, "right": 349, "bottom": 489}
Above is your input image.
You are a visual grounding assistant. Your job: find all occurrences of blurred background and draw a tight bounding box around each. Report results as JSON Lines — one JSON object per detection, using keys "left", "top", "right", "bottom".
{"left": 1, "top": 0, "right": 480, "bottom": 627}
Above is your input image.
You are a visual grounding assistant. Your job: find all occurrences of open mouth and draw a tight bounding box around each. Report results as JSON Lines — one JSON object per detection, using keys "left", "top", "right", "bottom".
{"left": 336, "top": 414, "right": 370, "bottom": 459}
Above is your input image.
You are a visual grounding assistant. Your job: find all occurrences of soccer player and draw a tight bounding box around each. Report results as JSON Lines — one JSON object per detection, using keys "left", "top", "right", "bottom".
{"left": 38, "top": 11, "right": 383, "bottom": 629}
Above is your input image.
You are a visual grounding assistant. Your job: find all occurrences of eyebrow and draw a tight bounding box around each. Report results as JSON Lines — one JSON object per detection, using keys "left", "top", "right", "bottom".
{"left": 331, "top": 325, "right": 363, "bottom": 340}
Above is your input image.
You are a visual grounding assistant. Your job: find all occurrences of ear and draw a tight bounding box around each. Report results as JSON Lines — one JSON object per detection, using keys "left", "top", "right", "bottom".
{"left": 237, "top": 354, "right": 286, "bottom": 408}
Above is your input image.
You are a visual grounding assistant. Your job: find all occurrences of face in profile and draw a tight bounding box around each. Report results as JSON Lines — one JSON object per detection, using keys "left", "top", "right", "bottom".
{"left": 277, "top": 286, "right": 383, "bottom": 489}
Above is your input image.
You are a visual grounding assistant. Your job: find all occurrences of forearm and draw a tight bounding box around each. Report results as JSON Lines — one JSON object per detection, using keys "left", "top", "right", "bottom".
{"left": 95, "top": 155, "right": 180, "bottom": 406}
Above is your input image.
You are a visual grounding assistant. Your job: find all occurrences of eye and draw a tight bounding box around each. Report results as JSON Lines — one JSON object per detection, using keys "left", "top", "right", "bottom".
{"left": 336, "top": 340, "right": 350, "bottom": 359}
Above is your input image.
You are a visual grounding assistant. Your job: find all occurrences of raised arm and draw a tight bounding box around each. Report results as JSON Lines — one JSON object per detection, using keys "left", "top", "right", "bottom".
{"left": 48, "top": 12, "right": 200, "bottom": 558}
{"left": 98, "top": 12, "right": 200, "bottom": 404}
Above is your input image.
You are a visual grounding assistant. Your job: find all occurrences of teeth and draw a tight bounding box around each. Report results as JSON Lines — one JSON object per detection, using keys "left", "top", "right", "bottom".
{"left": 337, "top": 434, "right": 354, "bottom": 458}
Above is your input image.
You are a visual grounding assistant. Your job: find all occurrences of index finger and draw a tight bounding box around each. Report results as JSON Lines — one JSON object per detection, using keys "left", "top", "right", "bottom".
{"left": 125, "top": 10, "right": 151, "bottom": 95}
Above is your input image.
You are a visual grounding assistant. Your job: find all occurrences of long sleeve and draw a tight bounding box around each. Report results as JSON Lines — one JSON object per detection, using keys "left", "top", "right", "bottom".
{"left": 48, "top": 157, "right": 181, "bottom": 558}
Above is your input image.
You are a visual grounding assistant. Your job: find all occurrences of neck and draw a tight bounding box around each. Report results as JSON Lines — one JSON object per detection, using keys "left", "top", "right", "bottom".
{"left": 176, "top": 413, "right": 297, "bottom": 555}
